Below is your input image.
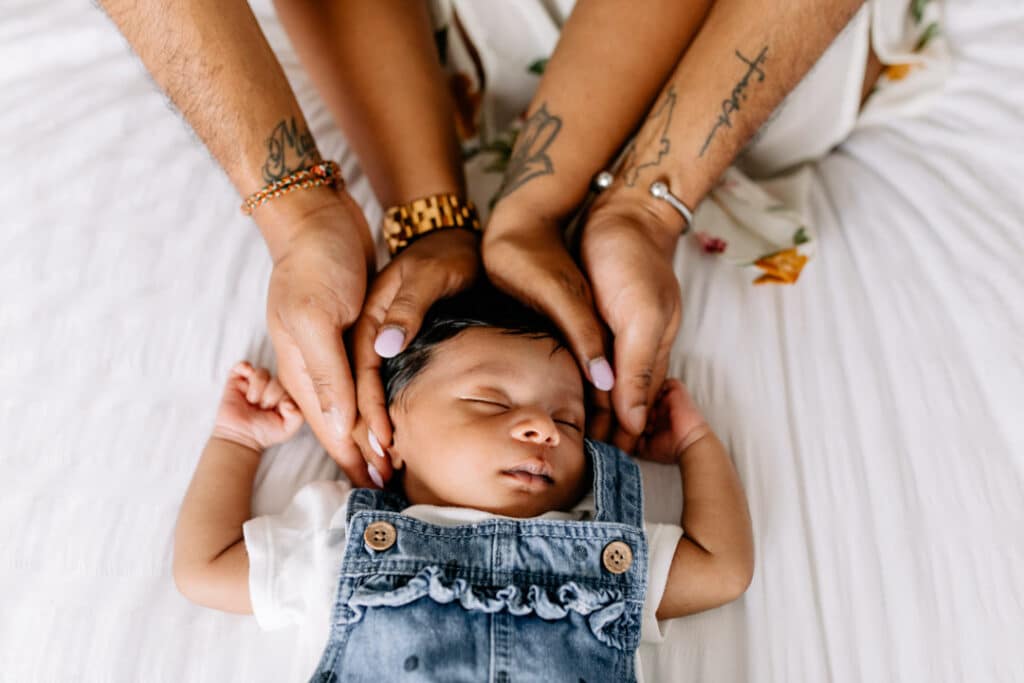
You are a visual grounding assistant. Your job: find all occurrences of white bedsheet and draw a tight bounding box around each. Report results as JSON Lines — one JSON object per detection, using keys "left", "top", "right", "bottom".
{"left": 1, "top": 1, "right": 1021, "bottom": 681}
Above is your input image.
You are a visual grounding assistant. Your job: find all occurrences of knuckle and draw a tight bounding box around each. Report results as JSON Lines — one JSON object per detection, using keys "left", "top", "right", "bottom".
{"left": 630, "top": 366, "right": 655, "bottom": 393}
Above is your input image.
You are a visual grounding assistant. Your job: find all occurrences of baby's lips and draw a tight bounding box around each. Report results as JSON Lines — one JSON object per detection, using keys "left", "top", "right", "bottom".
{"left": 502, "top": 457, "right": 554, "bottom": 481}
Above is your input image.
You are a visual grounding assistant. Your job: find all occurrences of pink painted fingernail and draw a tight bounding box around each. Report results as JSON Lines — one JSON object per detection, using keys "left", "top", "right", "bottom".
{"left": 367, "top": 463, "right": 385, "bottom": 489}
{"left": 374, "top": 327, "right": 406, "bottom": 358}
{"left": 368, "top": 430, "right": 386, "bottom": 458}
{"left": 588, "top": 357, "right": 615, "bottom": 392}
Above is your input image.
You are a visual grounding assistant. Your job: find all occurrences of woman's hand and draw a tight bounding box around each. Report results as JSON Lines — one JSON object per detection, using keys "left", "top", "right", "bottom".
{"left": 483, "top": 190, "right": 682, "bottom": 453}
{"left": 262, "top": 190, "right": 377, "bottom": 486}
{"left": 578, "top": 191, "right": 683, "bottom": 452}
{"left": 352, "top": 228, "right": 482, "bottom": 485}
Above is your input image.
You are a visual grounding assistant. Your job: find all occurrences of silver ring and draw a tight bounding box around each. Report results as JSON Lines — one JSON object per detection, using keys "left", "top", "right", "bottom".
{"left": 649, "top": 181, "right": 693, "bottom": 233}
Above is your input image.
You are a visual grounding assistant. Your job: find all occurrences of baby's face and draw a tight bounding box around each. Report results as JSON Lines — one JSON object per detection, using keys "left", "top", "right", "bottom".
{"left": 389, "top": 327, "right": 588, "bottom": 518}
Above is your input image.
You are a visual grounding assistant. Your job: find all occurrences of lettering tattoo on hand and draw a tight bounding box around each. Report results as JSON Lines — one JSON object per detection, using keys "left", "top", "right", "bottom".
{"left": 699, "top": 47, "right": 768, "bottom": 158}
{"left": 496, "top": 103, "right": 562, "bottom": 201}
{"left": 622, "top": 86, "right": 677, "bottom": 187}
{"left": 261, "top": 117, "right": 319, "bottom": 183}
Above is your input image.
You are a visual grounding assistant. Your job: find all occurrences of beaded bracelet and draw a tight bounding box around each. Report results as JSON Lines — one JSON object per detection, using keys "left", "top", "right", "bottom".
{"left": 240, "top": 160, "right": 344, "bottom": 216}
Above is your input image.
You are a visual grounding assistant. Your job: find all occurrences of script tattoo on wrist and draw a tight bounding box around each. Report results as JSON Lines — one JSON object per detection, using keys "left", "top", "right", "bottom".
{"left": 699, "top": 47, "right": 768, "bottom": 158}
{"left": 621, "top": 86, "right": 677, "bottom": 187}
{"left": 495, "top": 103, "right": 562, "bottom": 201}
{"left": 261, "top": 117, "right": 319, "bottom": 183}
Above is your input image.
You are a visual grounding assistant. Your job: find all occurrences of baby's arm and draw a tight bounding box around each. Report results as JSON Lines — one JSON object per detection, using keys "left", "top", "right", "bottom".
{"left": 173, "top": 362, "right": 303, "bottom": 613}
{"left": 640, "top": 380, "right": 754, "bottom": 619}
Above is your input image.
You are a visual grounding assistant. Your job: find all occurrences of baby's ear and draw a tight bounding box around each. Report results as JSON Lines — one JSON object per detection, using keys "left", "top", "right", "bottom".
{"left": 387, "top": 432, "right": 405, "bottom": 470}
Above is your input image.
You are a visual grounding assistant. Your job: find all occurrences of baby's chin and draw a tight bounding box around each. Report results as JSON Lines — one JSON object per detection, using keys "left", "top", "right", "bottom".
{"left": 458, "top": 494, "right": 580, "bottom": 519}
{"left": 400, "top": 478, "right": 586, "bottom": 519}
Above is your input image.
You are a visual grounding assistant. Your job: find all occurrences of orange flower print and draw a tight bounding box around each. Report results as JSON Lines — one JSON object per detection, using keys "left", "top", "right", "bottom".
{"left": 753, "top": 248, "right": 809, "bottom": 285}
{"left": 884, "top": 63, "right": 914, "bottom": 81}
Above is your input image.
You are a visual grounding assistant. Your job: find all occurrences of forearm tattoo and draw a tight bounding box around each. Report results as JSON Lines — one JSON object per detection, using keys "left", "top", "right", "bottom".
{"left": 621, "top": 85, "right": 677, "bottom": 187}
{"left": 261, "top": 117, "right": 319, "bottom": 183}
{"left": 495, "top": 103, "right": 562, "bottom": 201}
{"left": 699, "top": 47, "right": 768, "bottom": 158}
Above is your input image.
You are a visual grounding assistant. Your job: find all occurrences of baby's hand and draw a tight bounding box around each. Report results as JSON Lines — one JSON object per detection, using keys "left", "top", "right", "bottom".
{"left": 636, "top": 379, "right": 712, "bottom": 465}
{"left": 212, "top": 361, "right": 305, "bottom": 452}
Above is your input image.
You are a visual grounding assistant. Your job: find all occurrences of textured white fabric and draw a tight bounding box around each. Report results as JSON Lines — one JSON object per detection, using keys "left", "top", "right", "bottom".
{"left": 242, "top": 481, "right": 683, "bottom": 682}
{"left": 1, "top": 1, "right": 1022, "bottom": 682}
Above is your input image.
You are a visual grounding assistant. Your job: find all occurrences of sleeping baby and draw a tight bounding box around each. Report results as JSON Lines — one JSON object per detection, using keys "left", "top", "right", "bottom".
{"left": 173, "top": 285, "right": 754, "bottom": 683}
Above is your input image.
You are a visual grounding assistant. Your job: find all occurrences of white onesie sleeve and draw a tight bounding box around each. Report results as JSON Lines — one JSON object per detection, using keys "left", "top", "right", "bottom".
{"left": 640, "top": 522, "right": 685, "bottom": 644}
{"left": 242, "top": 480, "right": 352, "bottom": 631}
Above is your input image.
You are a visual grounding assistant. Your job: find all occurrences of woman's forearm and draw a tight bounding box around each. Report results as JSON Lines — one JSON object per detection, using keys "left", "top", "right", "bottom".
{"left": 601, "top": 0, "right": 864, "bottom": 236}
{"left": 173, "top": 438, "right": 261, "bottom": 573}
{"left": 276, "top": 0, "right": 464, "bottom": 207}
{"left": 489, "top": 0, "right": 713, "bottom": 224}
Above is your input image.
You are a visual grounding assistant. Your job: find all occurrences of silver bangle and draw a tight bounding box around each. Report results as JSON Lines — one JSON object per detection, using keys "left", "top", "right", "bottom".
{"left": 649, "top": 181, "right": 693, "bottom": 234}
{"left": 592, "top": 171, "right": 693, "bottom": 235}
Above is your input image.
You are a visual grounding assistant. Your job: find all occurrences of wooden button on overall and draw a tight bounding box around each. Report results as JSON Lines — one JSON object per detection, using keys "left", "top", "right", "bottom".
{"left": 364, "top": 521, "right": 397, "bottom": 551}
{"left": 602, "top": 541, "right": 633, "bottom": 574}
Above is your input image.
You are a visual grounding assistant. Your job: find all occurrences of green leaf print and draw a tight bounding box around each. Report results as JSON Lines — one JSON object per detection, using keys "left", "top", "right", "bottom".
{"left": 528, "top": 58, "right": 549, "bottom": 76}
{"left": 915, "top": 22, "right": 941, "bottom": 51}
{"left": 793, "top": 227, "right": 809, "bottom": 246}
{"left": 911, "top": 0, "right": 930, "bottom": 24}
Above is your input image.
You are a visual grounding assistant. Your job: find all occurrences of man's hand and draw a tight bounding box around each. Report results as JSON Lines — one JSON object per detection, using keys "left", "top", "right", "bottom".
{"left": 352, "top": 228, "right": 482, "bottom": 485}
{"left": 262, "top": 192, "right": 377, "bottom": 486}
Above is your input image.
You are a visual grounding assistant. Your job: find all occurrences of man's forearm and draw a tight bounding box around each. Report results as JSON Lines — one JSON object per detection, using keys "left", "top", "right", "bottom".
{"left": 608, "top": 0, "right": 864, "bottom": 225}
{"left": 100, "top": 0, "right": 326, "bottom": 208}
{"left": 490, "top": 0, "right": 713, "bottom": 224}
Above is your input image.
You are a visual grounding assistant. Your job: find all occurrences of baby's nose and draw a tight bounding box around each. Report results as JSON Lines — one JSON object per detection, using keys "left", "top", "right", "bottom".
{"left": 510, "top": 412, "right": 560, "bottom": 447}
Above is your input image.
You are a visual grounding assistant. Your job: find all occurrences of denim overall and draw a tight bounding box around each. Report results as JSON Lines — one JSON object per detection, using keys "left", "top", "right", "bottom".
{"left": 310, "top": 440, "right": 648, "bottom": 683}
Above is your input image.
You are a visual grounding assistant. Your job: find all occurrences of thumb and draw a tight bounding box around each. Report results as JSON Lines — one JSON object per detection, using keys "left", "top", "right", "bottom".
{"left": 372, "top": 270, "right": 453, "bottom": 359}
{"left": 610, "top": 313, "right": 671, "bottom": 444}
{"left": 285, "top": 308, "right": 358, "bottom": 440}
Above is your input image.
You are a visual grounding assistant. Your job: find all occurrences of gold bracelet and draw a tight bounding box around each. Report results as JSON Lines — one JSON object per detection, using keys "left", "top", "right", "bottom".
{"left": 382, "top": 193, "right": 482, "bottom": 255}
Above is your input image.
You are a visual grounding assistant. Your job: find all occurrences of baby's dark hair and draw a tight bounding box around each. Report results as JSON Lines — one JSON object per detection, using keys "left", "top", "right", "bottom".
{"left": 380, "top": 283, "right": 568, "bottom": 407}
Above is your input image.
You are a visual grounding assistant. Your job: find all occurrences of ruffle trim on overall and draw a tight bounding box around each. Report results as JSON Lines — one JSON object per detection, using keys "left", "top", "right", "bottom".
{"left": 337, "top": 565, "right": 634, "bottom": 650}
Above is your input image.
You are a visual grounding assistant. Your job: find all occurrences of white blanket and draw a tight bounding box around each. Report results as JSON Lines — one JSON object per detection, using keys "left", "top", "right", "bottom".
{"left": 1, "top": 1, "right": 1021, "bottom": 681}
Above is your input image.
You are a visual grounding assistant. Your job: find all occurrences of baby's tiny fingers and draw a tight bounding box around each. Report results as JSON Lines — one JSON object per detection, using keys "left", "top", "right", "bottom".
{"left": 232, "top": 360, "right": 254, "bottom": 378}
{"left": 261, "top": 377, "right": 287, "bottom": 409}
{"left": 280, "top": 400, "right": 305, "bottom": 433}
{"left": 246, "top": 368, "right": 271, "bottom": 404}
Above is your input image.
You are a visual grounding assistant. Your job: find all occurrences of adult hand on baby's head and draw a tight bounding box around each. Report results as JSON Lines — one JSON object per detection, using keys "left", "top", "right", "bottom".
{"left": 262, "top": 191, "right": 379, "bottom": 486}
{"left": 352, "top": 228, "right": 482, "bottom": 486}
{"left": 483, "top": 196, "right": 683, "bottom": 455}
{"left": 579, "top": 196, "right": 682, "bottom": 454}
{"left": 482, "top": 211, "right": 616, "bottom": 408}
{"left": 213, "top": 362, "right": 305, "bottom": 452}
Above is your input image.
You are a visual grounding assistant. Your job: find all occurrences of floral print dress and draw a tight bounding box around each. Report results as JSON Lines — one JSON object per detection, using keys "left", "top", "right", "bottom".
{"left": 430, "top": 0, "right": 950, "bottom": 285}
